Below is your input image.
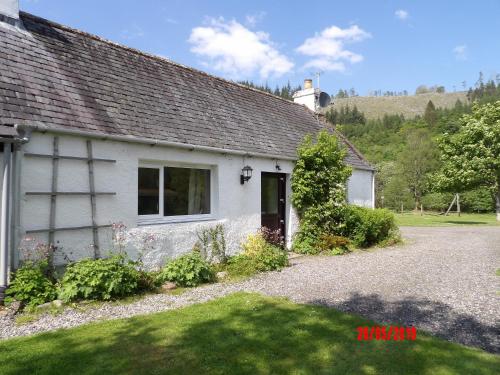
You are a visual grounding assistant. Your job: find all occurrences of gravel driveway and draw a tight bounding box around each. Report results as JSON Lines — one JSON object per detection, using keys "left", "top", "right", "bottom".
{"left": 1, "top": 226, "right": 499, "bottom": 353}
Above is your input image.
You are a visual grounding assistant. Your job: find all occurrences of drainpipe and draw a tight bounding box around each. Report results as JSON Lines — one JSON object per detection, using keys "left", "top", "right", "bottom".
{"left": 0, "top": 143, "right": 12, "bottom": 302}
{"left": 0, "top": 125, "right": 31, "bottom": 303}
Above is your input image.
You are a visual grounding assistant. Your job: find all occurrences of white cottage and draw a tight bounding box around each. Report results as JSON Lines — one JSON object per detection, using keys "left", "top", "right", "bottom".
{"left": 0, "top": 3, "right": 374, "bottom": 297}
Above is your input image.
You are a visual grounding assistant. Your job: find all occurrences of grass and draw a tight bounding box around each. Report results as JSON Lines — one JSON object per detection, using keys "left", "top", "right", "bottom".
{"left": 395, "top": 212, "right": 499, "bottom": 227}
{"left": 0, "top": 293, "right": 498, "bottom": 375}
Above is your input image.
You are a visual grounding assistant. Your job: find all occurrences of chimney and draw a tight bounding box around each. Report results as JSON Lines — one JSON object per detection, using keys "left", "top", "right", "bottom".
{"left": 293, "top": 78, "right": 319, "bottom": 111}
{"left": 0, "top": 0, "right": 21, "bottom": 27}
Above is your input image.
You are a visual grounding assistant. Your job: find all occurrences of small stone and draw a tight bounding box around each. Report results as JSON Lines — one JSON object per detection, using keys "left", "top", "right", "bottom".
{"left": 161, "top": 282, "right": 177, "bottom": 291}
{"left": 216, "top": 271, "right": 228, "bottom": 280}
{"left": 52, "top": 300, "right": 63, "bottom": 308}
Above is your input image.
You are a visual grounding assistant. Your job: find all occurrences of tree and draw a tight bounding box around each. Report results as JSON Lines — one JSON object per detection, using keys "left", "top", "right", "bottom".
{"left": 415, "top": 85, "right": 429, "bottom": 94}
{"left": 435, "top": 101, "right": 500, "bottom": 220}
{"left": 424, "top": 100, "right": 437, "bottom": 126}
{"left": 399, "top": 128, "right": 439, "bottom": 210}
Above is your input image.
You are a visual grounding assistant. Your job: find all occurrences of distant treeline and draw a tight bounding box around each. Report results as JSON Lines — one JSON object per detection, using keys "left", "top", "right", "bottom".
{"left": 237, "top": 80, "right": 302, "bottom": 100}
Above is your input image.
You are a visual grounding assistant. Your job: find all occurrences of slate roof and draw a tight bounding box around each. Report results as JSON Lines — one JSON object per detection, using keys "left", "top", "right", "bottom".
{"left": 0, "top": 12, "right": 373, "bottom": 170}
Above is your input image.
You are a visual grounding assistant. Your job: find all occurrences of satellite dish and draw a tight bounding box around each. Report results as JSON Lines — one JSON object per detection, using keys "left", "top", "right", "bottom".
{"left": 318, "top": 92, "right": 331, "bottom": 108}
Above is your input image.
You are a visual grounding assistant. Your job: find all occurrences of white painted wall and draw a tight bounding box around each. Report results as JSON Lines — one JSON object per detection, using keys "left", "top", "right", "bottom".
{"left": 17, "top": 133, "right": 373, "bottom": 269}
{"left": 0, "top": 0, "right": 19, "bottom": 19}
{"left": 292, "top": 88, "right": 319, "bottom": 111}
{"left": 347, "top": 169, "right": 374, "bottom": 208}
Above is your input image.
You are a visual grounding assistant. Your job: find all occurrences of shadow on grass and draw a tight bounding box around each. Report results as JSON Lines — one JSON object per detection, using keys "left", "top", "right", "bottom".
{"left": 1, "top": 293, "right": 498, "bottom": 375}
{"left": 312, "top": 292, "right": 500, "bottom": 354}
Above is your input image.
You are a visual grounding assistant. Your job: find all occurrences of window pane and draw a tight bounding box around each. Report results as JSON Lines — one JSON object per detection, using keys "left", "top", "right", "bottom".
{"left": 164, "top": 167, "right": 210, "bottom": 216}
{"left": 261, "top": 175, "right": 278, "bottom": 214}
{"left": 138, "top": 168, "right": 159, "bottom": 215}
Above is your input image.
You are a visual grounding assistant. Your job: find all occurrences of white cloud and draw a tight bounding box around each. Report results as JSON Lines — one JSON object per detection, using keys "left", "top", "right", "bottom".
{"left": 453, "top": 45, "right": 467, "bottom": 60}
{"left": 245, "top": 11, "right": 266, "bottom": 27}
{"left": 395, "top": 9, "right": 409, "bottom": 20}
{"left": 188, "top": 17, "right": 293, "bottom": 79}
{"left": 165, "top": 18, "right": 178, "bottom": 25}
{"left": 296, "top": 25, "right": 370, "bottom": 71}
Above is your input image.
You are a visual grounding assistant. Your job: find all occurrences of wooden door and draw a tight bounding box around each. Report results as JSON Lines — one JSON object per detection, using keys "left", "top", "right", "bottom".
{"left": 261, "top": 172, "right": 286, "bottom": 242}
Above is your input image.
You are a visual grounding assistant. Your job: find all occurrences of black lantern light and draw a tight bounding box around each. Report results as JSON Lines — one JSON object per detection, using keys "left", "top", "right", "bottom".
{"left": 240, "top": 165, "right": 253, "bottom": 184}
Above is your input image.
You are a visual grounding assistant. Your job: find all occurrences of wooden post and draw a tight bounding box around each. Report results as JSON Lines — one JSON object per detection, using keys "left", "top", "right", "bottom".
{"left": 87, "top": 140, "right": 100, "bottom": 259}
{"left": 456, "top": 193, "right": 461, "bottom": 217}
{"left": 420, "top": 204, "right": 423, "bottom": 216}
{"left": 48, "top": 137, "right": 59, "bottom": 269}
{"left": 401, "top": 202, "right": 403, "bottom": 214}
{"left": 445, "top": 194, "right": 457, "bottom": 216}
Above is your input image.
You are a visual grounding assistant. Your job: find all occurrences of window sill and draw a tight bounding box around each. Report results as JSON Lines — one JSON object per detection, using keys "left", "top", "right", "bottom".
{"left": 137, "top": 214, "right": 216, "bottom": 226}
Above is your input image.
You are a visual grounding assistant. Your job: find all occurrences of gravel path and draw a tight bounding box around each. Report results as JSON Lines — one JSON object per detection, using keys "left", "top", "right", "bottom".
{"left": 1, "top": 226, "right": 499, "bottom": 353}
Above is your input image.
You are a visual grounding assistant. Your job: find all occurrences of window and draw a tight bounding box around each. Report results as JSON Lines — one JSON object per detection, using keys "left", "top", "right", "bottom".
{"left": 138, "top": 168, "right": 159, "bottom": 215}
{"left": 138, "top": 165, "right": 212, "bottom": 221}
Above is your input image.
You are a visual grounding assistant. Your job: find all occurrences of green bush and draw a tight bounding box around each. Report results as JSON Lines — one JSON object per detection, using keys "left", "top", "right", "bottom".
{"left": 158, "top": 252, "right": 214, "bottom": 287}
{"left": 225, "top": 255, "right": 259, "bottom": 278}
{"left": 58, "top": 255, "right": 140, "bottom": 302}
{"left": 5, "top": 261, "right": 57, "bottom": 308}
{"left": 342, "top": 206, "right": 397, "bottom": 247}
{"left": 226, "top": 234, "right": 288, "bottom": 277}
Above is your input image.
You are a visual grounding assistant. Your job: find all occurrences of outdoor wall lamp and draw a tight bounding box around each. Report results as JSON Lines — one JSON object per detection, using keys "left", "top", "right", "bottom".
{"left": 240, "top": 165, "right": 253, "bottom": 184}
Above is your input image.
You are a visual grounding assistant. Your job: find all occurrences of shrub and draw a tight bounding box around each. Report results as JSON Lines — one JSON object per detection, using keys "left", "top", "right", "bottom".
{"left": 342, "top": 206, "right": 397, "bottom": 247}
{"left": 137, "top": 270, "right": 163, "bottom": 291}
{"left": 5, "top": 261, "right": 57, "bottom": 308}
{"left": 158, "top": 252, "right": 214, "bottom": 287}
{"left": 260, "top": 227, "right": 283, "bottom": 248}
{"left": 226, "top": 234, "right": 288, "bottom": 278}
{"left": 317, "top": 235, "right": 350, "bottom": 255}
{"left": 58, "top": 255, "right": 140, "bottom": 302}
{"left": 225, "top": 255, "right": 258, "bottom": 278}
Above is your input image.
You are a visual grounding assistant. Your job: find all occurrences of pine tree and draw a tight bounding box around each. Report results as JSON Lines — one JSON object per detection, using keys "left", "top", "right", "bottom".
{"left": 424, "top": 100, "right": 437, "bottom": 126}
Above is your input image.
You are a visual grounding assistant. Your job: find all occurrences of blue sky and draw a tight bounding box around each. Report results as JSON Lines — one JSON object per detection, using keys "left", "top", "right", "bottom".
{"left": 20, "top": 0, "right": 500, "bottom": 96}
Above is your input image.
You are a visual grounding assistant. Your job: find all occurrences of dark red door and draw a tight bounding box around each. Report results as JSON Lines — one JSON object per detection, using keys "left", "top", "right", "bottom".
{"left": 261, "top": 172, "right": 286, "bottom": 242}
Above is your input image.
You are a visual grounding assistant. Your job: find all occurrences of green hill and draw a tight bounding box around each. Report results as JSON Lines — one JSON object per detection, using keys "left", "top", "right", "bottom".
{"left": 327, "top": 92, "right": 468, "bottom": 119}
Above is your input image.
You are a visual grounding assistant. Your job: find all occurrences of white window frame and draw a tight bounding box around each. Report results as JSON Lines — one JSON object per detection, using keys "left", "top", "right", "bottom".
{"left": 138, "top": 161, "right": 216, "bottom": 225}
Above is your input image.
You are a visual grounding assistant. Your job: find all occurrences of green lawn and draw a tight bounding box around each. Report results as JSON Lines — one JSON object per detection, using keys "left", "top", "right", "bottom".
{"left": 0, "top": 293, "right": 498, "bottom": 375}
{"left": 395, "top": 212, "right": 499, "bottom": 227}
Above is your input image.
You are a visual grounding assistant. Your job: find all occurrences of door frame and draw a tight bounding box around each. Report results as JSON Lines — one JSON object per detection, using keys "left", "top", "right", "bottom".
{"left": 261, "top": 172, "right": 286, "bottom": 244}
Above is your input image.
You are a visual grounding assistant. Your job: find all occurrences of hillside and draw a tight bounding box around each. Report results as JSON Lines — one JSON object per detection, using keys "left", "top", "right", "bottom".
{"left": 327, "top": 92, "right": 468, "bottom": 119}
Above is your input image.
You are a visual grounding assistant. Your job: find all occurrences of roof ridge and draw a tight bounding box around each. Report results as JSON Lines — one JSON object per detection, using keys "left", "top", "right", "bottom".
{"left": 19, "top": 11, "right": 303, "bottom": 108}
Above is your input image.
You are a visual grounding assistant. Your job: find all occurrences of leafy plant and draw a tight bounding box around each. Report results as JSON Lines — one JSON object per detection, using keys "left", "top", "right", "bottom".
{"left": 291, "top": 130, "right": 352, "bottom": 253}
{"left": 158, "top": 252, "right": 214, "bottom": 287}
{"left": 317, "top": 235, "right": 350, "bottom": 255}
{"left": 196, "top": 224, "right": 227, "bottom": 264}
{"left": 342, "top": 206, "right": 397, "bottom": 247}
{"left": 58, "top": 255, "right": 140, "bottom": 302}
{"left": 225, "top": 255, "right": 259, "bottom": 278}
{"left": 5, "top": 261, "right": 57, "bottom": 308}
{"left": 260, "top": 227, "right": 283, "bottom": 247}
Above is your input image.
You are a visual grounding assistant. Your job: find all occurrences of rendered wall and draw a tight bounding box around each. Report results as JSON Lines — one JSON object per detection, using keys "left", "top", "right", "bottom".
{"left": 347, "top": 168, "right": 374, "bottom": 208}
{"left": 18, "top": 133, "right": 373, "bottom": 269}
{"left": 19, "top": 133, "right": 299, "bottom": 269}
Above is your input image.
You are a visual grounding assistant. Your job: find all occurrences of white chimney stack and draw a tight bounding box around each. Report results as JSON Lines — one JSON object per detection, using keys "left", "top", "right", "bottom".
{"left": 293, "top": 78, "right": 320, "bottom": 112}
{"left": 0, "top": 0, "right": 19, "bottom": 21}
